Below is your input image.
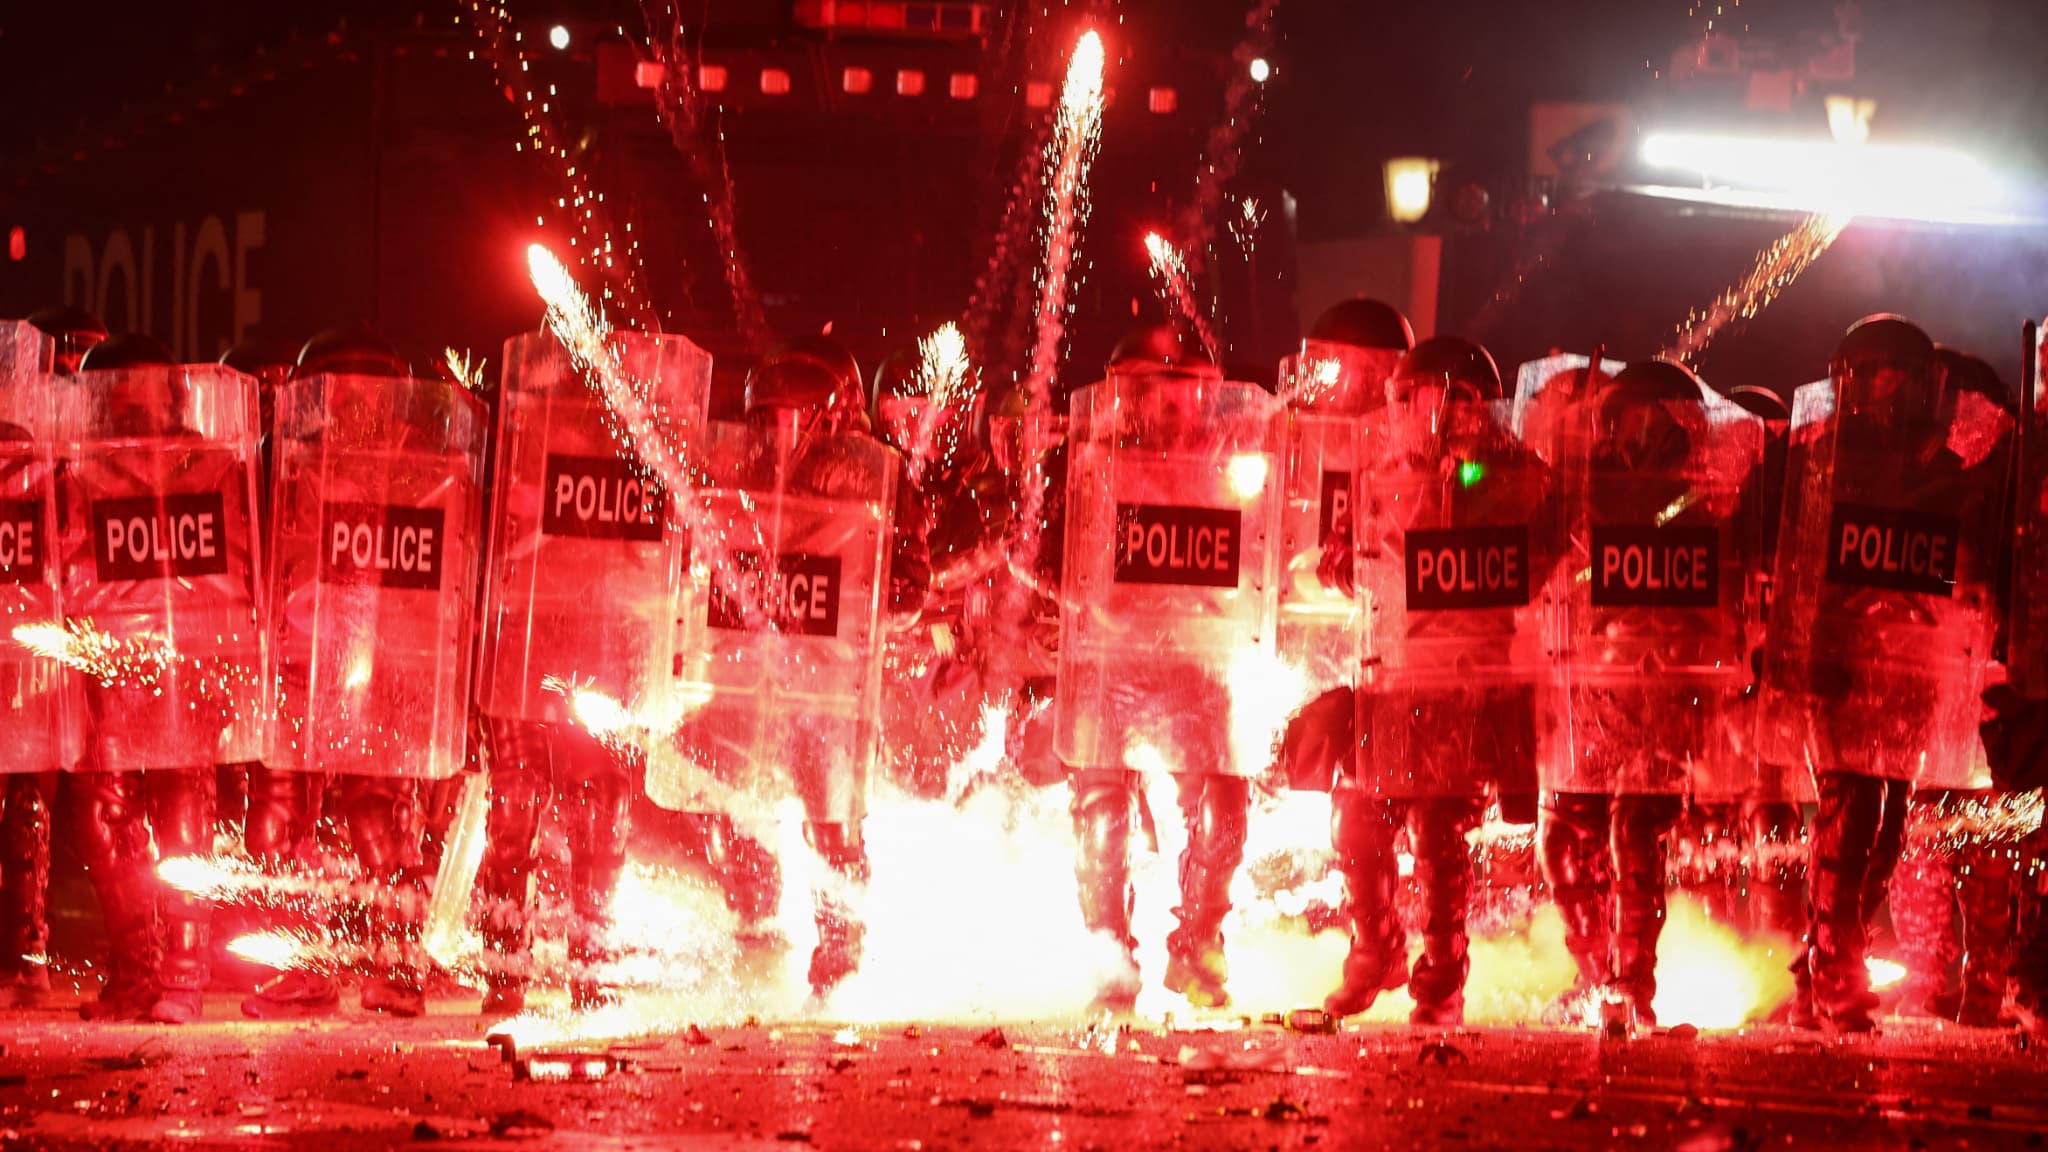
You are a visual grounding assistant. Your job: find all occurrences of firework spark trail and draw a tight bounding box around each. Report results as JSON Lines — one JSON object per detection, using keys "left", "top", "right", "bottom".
{"left": 1144, "top": 232, "right": 1221, "bottom": 362}
{"left": 638, "top": 2, "right": 769, "bottom": 351}
{"left": 14, "top": 620, "right": 179, "bottom": 686}
{"left": 157, "top": 855, "right": 397, "bottom": 914}
{"left": 997, "top": 29, "right": 1106, "bottom": 706}
{"left": 527, "top": 243, "right": 772, "bottom": 632}
{"left": 1020, "top": 30, "right": 1106, "bottom": 409}
{"left": 962, "top": 4, "right": 1049, "bottom": 368}
{"left": 1663, "top": 212, "right": 1853, "bottom": 366}
{"left": 460, "top": 2, "right": 652, "bottom": 320}
{"left": 1173, "top": 0, "right": 1283, "bottom": 284}
{"left": 966, "top": 128, "right": 1052, "bottom": 375}
{"left": 907, "top": 322, "right": 977, "bottom": 477}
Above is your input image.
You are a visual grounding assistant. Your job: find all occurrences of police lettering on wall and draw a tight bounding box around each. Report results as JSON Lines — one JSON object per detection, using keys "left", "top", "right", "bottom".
{"left": 1404, "top": 525, "right": 1528, "bottom": 610}
{"left": 541, "top": 455, "right": 666, "bottom": 542}
{"left": 1591, "top": 525, "right": 1718, "bottom": 608}
{"left": 1318, "top": 470, "right": 1351, "bottom": 542}
{"left": 1824, "top": 504, "right": 1959, "bottom": 597}
{"left": 320, "top": 503, "right": 444, "bottom": 591}
{"left": 0, "top": 499, "right": 45, "bottom": 583}
{"left": 708, "top": 551, "right": 843, "bottom": 638}
{"left": 1114, "top": 503, "right": 1242, "bottom": 588}
{"left": 92, "top": 493, "right": 228, "bottom": 581}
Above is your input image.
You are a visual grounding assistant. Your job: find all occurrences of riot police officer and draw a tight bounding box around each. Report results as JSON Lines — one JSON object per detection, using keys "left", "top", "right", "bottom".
{"left": 64, "top": 334, "right": 268, "bottom": 1022}
{"left": 1323, "top": 336, "right": 1550, "bottom": 1024}
{"left": 1057, "top": 325, "right": 1282, "bottom": 1011}
{"left": 1763, "top": 316, "right": 2011, "bottom": 1033}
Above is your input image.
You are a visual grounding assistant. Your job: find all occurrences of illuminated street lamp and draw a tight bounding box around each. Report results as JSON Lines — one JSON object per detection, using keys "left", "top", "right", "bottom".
{"left": 1384, "top": 156, "right": 1439, "bottom": 224}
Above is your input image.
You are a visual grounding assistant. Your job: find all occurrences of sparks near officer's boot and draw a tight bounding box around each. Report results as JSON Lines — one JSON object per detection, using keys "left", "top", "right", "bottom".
{"left": 1070, "top": 770, "right": 1142, "bottom": 1012}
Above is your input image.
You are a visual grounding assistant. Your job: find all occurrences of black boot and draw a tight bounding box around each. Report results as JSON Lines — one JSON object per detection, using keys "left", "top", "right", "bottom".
{"left": 476, "top": 721, "right": 549, "bottom": 1016}
{"left": 563, "top": 734, "right": 630, "bottom": 1011}
{"left": 1611, "top": 795, "right": 1682, "bottom": 1031}
{"left": 1070, "top": 769, "right": 1141, "bottom": 1011}
{"left": 149, "top": 768, "right": 216, "bottom": 1024}
{"left": 75, "top": 772, "right": 159, "bottom": 1021}
{"left": 1742, "top": 798, "right": 1807, "bottom": 940}
{"left": 1806, "top": 772, "right": 1889, "bottom": 1033}
{"left": 0, "top": 773, "right": 54, "bottom": 1007}
{"left": 806, "top": 822, "right": 869, "bottom": 999}
{"left": 1539, "top": 792, "right": 1614, "bottom": 1025}
{"left": 346, "top": 776, "right": 428, "bottom": 1017}
{"left": 1324, "top": 789, "right": 1406, "bottom": 1017}
{"left": 1408, "top": 799, "right": 1482, "bottom": 1026}
{"left": 1164, "top": 776, "right": 1250, "bottom": 1009}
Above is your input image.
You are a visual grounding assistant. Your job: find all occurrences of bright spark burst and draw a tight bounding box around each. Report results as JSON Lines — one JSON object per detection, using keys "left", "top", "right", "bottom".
{"left": 442, "top": 348, "right": 489, "bottom": 392}
{"left": 908, "top": 322, "right": 976, "bottom": 475}
{"left": 229, "top": 929, "right": 319, "bottom": 971}
{"left": 15, "top": 620, "right": 180, "bottom": 686}
{"left": 158, "top": 854, "right": 265, "bottom": 902}
{"left": 1664, "top": 212, "right": 1852, "bottom": 366}
{"left": 1227, "top": 196, "right": 1267, "bottom": 254}
{"left": 1868, "top": 957, "right": 1909, "bottom": 990}
{"left": 1143, "top": 231, "right": 1219, "bottom": 362}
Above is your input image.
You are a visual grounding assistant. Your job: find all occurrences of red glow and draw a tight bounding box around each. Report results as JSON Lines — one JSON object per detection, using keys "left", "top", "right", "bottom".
{"left": 5, "top": 227, "right": 21, "bottom": 263}
{"left": 699, "top": 64, "right": 728, "bottom": 93}
{"left": 896, "top": 69, "right": 926, "bottom": 97}
{"left": 948, "top": 73, "right": 977, "bottom": 100}
{"left": 760, "top": 68, "right": 791, "bottom": 96}
{"left": 1147, "top": 87, "right": 1177, "bottom": 114}
{"left": 843, "top": 67, "right": 873, "bottom": 95}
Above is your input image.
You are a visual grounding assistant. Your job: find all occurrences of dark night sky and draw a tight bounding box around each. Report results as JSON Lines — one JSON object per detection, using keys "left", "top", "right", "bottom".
{"left": 12, "top": 0, "right": 2048, "bottom": 224}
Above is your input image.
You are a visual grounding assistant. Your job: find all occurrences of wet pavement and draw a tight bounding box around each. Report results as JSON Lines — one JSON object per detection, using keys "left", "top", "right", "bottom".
{"left": 5, "top": 993, "right": 2048, "bottom": 1150}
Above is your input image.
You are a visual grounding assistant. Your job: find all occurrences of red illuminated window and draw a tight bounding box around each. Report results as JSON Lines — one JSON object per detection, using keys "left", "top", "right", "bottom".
{"left": 948, "top": 73, "right": 977, "bottom": 99}
{"left": 843, "top": 66, "right": 873, "bottom": 94}
{"left": 1026, "top": 81, "right": 1052, "bottom": 108}
{"left": 1148, "top": 87, "right": 1177, "bottom": 114}
{"left": 698, "top": 64, "right": 728, "bottom": 92}
{"left": 896, "top": 69, "right": 926, "bottom": 96}
{"left": 6, "top": 227, "right": 22, "bottom": 263}
{"left": 761, "top": 68, "right": 792, "bottom": 95}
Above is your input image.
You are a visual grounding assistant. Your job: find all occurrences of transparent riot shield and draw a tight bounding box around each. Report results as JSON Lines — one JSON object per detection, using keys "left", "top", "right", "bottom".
{"left": 1054, "top": 376, "right": 1284, "bottom": 778}
{"left": 1511, "top": 353, "right": 1625, "bottom": 452}
{"left": 1277, "top": 411, "right": 1363, "bottom": 697}
{"left": 476, "top": 330, "right": 709, "bottom": 741}
{"left": 1762, "top": 380, "right": 2011, "bottom": 786}
{"left": 56, "top": 363, "right": 269, "bottom": 771}
{"left": 1274, "top": 344, "right": 1399, "bottom": 702}
{"left": 651, "top": 419, "right": 894, "bottom": 825}
{"left": 0, "top": 323, "right": 68, "bottom": 775}
{"left": 2007, "top": 327, "right": 2048, "bottom": 700}
{"left": 1355, "top": 394, "right": 1555, "bottom": 798}
{"left": 1544, "top": 393, "right": 1763, "bottom": 796}
{"left": 268, "top": 374, "right": 487, "bottom": 779}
